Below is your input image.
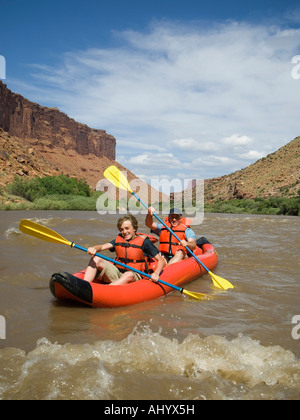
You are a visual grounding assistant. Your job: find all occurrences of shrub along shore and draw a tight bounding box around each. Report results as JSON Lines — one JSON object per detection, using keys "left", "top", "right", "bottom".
{"left": 1, "top": 175, "right": 299, "bottom": 216}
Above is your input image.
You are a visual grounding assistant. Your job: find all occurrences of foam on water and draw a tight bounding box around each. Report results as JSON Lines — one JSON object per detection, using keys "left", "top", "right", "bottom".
{"left": 3, "top": 226, "right": 21, "bottom": 239}
{"left": 1, "top": 325, "right": 299, "bottom": 400}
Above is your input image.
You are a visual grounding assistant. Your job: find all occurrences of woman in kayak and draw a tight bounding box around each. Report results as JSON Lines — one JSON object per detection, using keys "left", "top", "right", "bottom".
{"left": 83, "top": 215, "right": 165, "bottom": 285}
{"left": 145, "top": 207, "right": 197, "bottom": 264}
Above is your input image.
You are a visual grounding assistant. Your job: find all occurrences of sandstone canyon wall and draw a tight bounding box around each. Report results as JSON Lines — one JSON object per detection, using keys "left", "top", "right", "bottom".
{"left": 0, "top": 81, "right": 116, "bottom": 160}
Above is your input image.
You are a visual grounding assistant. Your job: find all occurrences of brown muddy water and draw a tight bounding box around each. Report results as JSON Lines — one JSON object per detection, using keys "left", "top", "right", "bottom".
{"left": 0, "top": 210, "right": 299, "bottom": 400}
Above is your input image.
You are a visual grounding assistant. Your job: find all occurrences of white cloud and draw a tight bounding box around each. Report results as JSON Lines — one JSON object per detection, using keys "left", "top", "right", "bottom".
{"left": 193, "top": 155, "right": 240, "bottom": 168}
{"left": 127, "top": 152, "right": 182, "bottom": 169}
{"left": 238, "top": 150, "right": 266, "bottom": 160}
{"left": 221, "top": 134, "right": 253, "bottom": 146}
{"left": 168, "top": 138, "right": 219, "bottom": 152}
{"left": 169, "top": 138, "right": 200, "bottom": 150}
{"left": 23, "top": 19, "right": 300, "bottom": 183}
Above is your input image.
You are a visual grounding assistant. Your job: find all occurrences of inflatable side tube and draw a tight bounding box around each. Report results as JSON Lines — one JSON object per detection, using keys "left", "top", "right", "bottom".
{"left": 50, "top": 272, "right": 93, "bottom": 304}
{"left": 196, "top": 237, "right": 211, "bottom": 248}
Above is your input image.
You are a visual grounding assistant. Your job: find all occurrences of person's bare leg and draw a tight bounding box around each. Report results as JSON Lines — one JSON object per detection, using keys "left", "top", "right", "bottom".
{"left": 84, "top": 256, "right": 106, "bottom": 282}
{"left": 168, "top": 250, "right": 185, "bottom": 265}
{"left": 109, "top": 271, "right": 136, "bottom": 285}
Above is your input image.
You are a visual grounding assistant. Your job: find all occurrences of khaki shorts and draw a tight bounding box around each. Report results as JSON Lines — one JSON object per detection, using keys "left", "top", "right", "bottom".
{"left": 98, "top": 261, "right": 142, "bottom": 283}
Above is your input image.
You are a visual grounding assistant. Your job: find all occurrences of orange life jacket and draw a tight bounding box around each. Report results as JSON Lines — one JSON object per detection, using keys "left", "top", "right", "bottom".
{"left": 115, "top": 234, "right": 148, "bottom": 273}
{"left": 159, "top": 218, "right": 190, "bottom": 256}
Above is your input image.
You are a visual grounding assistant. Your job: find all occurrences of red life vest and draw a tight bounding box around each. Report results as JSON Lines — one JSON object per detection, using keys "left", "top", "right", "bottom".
{"left": 114, "top": 234, "right": 148, "bottom": 273}
{"left": 159, "top": 218, "right": 190, "bottom": 256}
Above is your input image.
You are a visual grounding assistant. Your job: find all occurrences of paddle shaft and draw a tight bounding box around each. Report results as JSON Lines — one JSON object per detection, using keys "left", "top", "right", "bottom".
{"left": 131, "top": 191, "right": 210, "bottom": 274}
{"left": 73, "top": 243, "right": 184, "bottom": 294}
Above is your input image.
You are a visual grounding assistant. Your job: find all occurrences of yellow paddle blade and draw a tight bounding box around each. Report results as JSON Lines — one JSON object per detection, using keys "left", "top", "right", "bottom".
{"left": 182, "top": 289, "right": 211, "bottom": 301}
{"left": 209, "top": 271, "right": 234, "bottom": 290}
{"left": 19, "top": 219, "right": 72, "bottom": 247}
{"left": 104, "top": 165, "right": 133, "bottom": 193}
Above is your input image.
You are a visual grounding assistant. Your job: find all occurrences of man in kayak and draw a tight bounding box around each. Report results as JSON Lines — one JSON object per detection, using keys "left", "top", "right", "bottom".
{"left": 145, "top": 207, "right": 197, "bottom": 265}
{"left": 83, "top": 215, "right": 165, "bottom": 285}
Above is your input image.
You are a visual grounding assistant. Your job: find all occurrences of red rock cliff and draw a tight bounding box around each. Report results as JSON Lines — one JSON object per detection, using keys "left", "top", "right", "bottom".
{"left": 0, "top": 81, "right": 116, "bottom": 160}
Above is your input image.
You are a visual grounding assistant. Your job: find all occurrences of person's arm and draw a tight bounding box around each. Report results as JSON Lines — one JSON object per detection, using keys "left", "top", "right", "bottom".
{"left": 180, "top": 237, "right": 197, "bottom": 251}
{"left": 180, "top": 228, "right": 196, "bottom": 251}
{"left": 142, "top": 238, "right": 166, "bottom": 282}
{"left": 87, "top": 242, "right": 114, "bottom": 256}
{"left": 145, "top": 206, "right": 158, "bottom": 231}
{"left": 151, "top": 253, "right": 166, "bottom": 283}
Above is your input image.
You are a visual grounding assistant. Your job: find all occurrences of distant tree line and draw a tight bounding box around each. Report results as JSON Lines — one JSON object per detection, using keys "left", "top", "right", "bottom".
{"left": 204, "top": 194, "right": 300, "bottom": 216}
{"left": 2, "top": 175, "right": 300, "bottom": 215}
{"left": 6, "top": 174, "right": 92, "bottom": 202}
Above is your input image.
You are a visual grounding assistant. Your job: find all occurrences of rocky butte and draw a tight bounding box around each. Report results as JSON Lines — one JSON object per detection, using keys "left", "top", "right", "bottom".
{"left": 0, "top": 81, "right": 121, "bottom": 188}
{"left": 0, "top": 81, "right": 116, "bottom": 160}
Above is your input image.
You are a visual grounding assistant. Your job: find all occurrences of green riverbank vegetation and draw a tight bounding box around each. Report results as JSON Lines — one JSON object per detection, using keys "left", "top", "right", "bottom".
{"left": 204, "top": 195, "right": 300, "bottom": 216}
{"left": 1, "top": 175, "right": 102, "bottom": 211}
{"left": 1, "top": 175, "right": 300, "bottom": 216}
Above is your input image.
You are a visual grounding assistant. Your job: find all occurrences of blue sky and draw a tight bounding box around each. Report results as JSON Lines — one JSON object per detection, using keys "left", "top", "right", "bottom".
{"left": 1, "top": 0, "right": 300, "bottom": 188}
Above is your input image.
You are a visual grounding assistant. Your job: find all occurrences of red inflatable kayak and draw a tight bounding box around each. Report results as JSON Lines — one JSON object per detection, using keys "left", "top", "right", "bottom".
{"left": 50, "top": 242, "right": 218, "bottom": 308}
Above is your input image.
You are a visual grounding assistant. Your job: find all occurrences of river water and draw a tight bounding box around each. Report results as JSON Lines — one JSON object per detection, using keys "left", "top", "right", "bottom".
{"left": 0, "top": 210, "right": 299, "bottom": 400}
